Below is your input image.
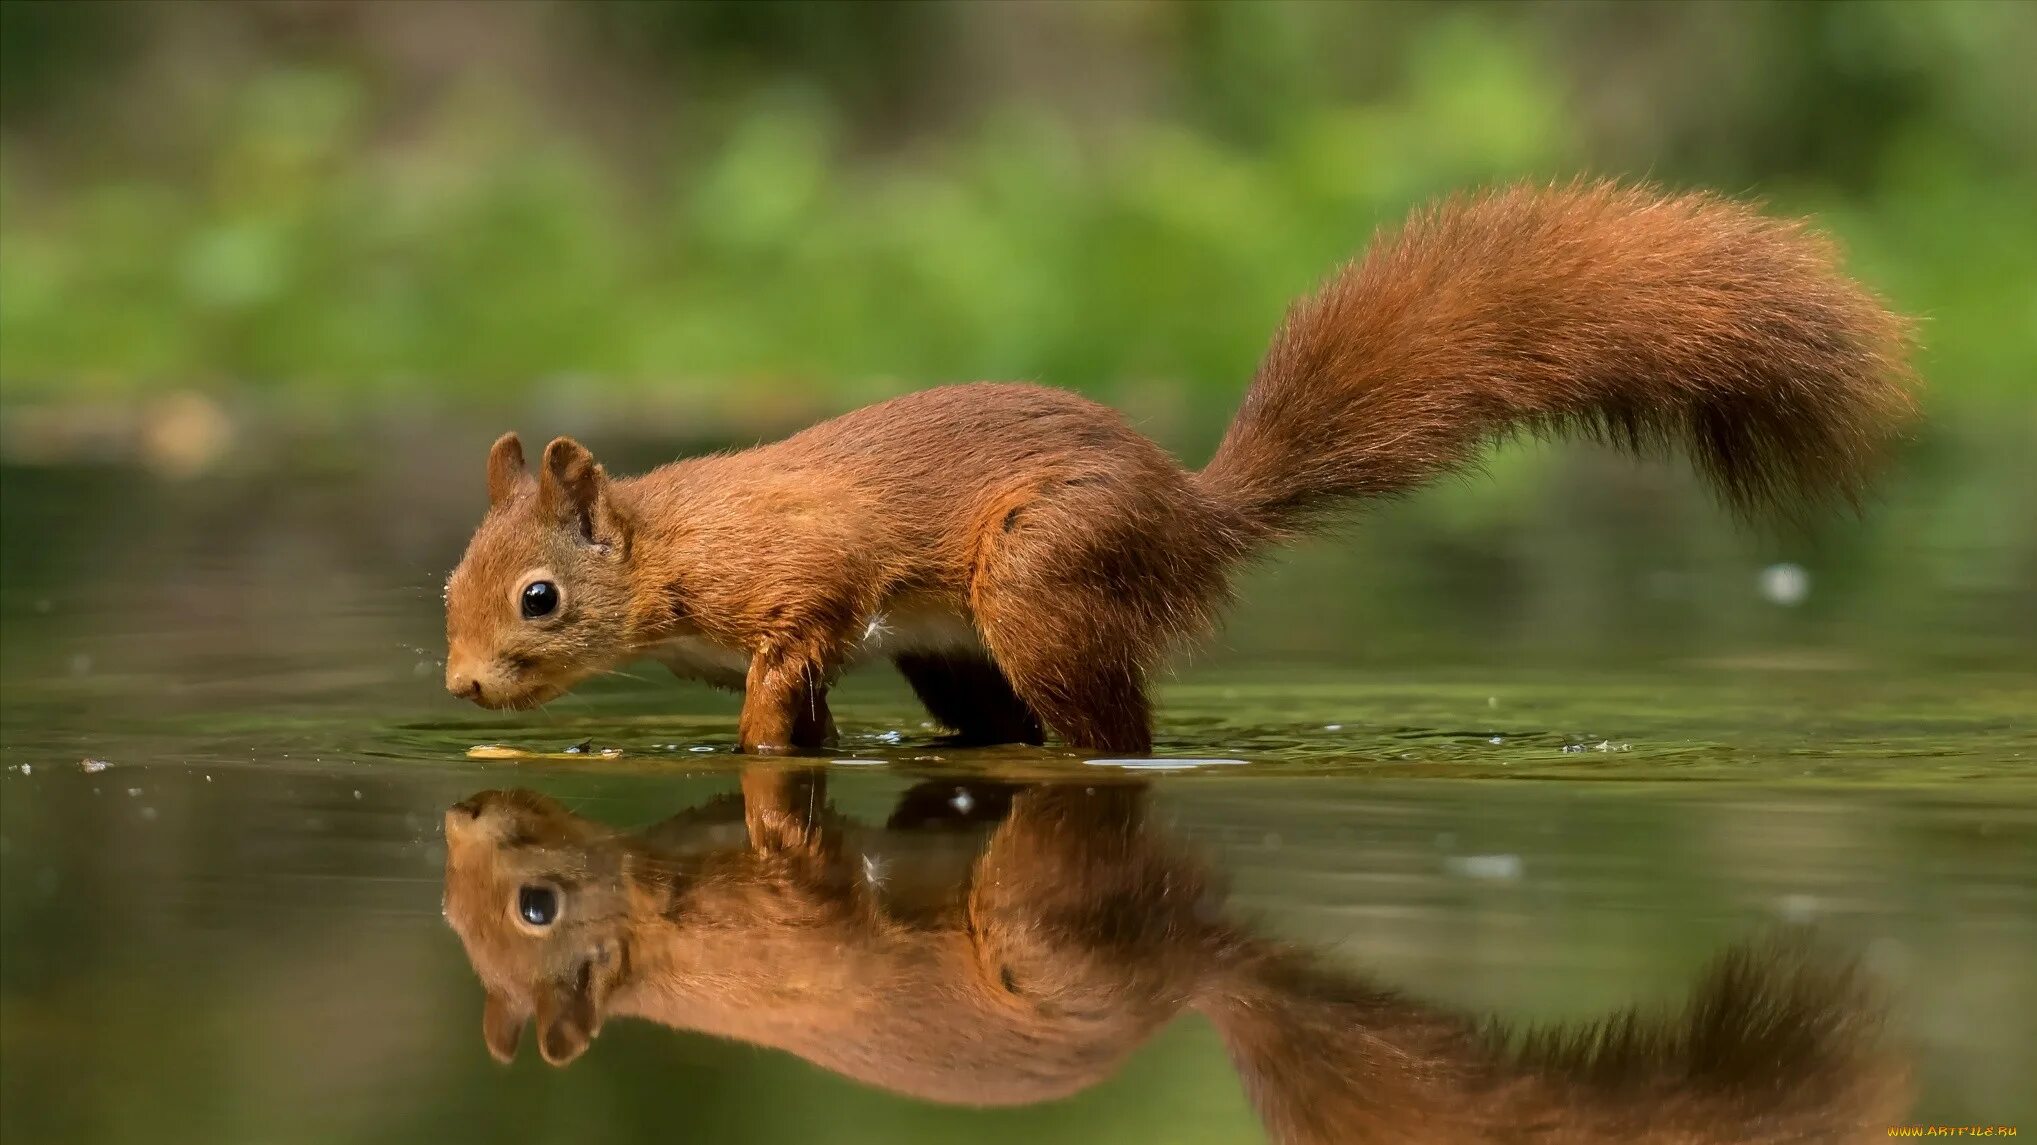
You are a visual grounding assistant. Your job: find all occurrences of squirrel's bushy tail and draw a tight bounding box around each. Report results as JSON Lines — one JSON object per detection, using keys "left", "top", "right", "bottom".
{"left": 1198, "top": 181, "right": 1917, "bottom": 535}
{"left": 1196, "top": 934, "right": 1908, "bottom": 1145}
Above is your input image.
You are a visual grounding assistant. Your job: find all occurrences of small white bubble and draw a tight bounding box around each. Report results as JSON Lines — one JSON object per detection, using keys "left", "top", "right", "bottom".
{"left": 1445, "top": 854, "right": 1523, "bottom": 881}
{"left": 352, "top": 790, "right": 363, "bottom": 800}
{"left": 80, "top": 758, "right": 110, "bottom": 774}
{"left": 949, "top": 789, "right": 975, "bottom": 814}
{"left": 1759, "top": 562, "right": 1810, "bottom": 606}
{"left": 1324, "top": 724, "right": 1343, "bottom": 732}
{"left": 139, "top": 806, "right": 158, "bottom": 822}
{"left": 1776, "top": 893, "right": 1819, "bottom": 922}
{"left": 125, "top": 787, "right": 142, "bottom": 797}
{"left": 1488, "top": 736, "right": 1503, "bottom": 745}
{"left": 12, "top": 764, "right": 29, "bottom": 776}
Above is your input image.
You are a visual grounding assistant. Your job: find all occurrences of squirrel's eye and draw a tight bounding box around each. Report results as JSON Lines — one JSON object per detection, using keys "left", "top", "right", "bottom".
{"left": 517, "top": 885, "right": 559, "bottom": 928}
{"left": 521, "top": 581, "right": 560, "bottom": 619}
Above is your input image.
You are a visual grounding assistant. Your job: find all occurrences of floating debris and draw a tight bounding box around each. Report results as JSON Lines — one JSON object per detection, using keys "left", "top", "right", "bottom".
{"left": 10, "top": 764, "right": 29, "bottom": 776}
{"left": 829, "top": 759, "right": 885, "bottom": 767}
{"left": 80, "top": 758, "right": 111, "bottom": 773}
{"left": 467, "top": 743, "right": 622, "bottom": 761}
{"left": 1083, "top": 758, "right": 1249, "bottom": 771}
{"left": 563, "top": 738, "right": 594, "bottom": 754}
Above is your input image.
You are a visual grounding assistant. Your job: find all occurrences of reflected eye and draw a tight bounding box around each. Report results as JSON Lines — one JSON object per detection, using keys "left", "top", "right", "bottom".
{"left": 521, "top": 581, "right": 560, "bottom": 619}
{"left": 517, "top": 885, "right": 559, "bottom": 927}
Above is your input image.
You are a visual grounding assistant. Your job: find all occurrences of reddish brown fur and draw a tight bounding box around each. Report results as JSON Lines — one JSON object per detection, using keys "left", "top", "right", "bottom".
{"left": 441, "top": 778, "right": 1909, "bottom": 1140}
{"left": 443, "top": 182, "right": 1917, "bottom": 752}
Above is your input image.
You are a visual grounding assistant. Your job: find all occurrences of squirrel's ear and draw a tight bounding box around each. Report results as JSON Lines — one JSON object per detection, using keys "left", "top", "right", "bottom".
{"left": 537, "top": 437, "right": 621, "bottom": 544}
{"left": 486, "top": 433, "right": 527, "bottom": 507}
{"left": 481, "top": 989, "right": 528, "bottom": 1064}
{"left": 532, "top": 949, "right": 617, "bottom": 1067}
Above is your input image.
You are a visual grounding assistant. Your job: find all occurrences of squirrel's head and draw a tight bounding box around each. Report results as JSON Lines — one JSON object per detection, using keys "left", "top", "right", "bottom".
{"left": 441, "top": 788, "right": 641, "bottom": 1066}
{"left": 444, "top": 434, "right": 636, "bottom": 710}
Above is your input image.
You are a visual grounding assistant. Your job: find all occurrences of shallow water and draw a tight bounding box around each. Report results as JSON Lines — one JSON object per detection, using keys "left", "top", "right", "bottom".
{"left": 2, "top": 421, "right": 2035, "bottom": 1143}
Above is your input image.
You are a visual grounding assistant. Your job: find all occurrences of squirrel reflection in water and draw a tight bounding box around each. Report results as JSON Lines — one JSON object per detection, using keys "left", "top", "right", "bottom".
{"left": 441, "top": 772, "right": 1907, "bottom": 1143}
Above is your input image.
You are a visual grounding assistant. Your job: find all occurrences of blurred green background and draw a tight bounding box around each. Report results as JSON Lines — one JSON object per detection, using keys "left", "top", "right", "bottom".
{"left": 2, "top": 0, "right": 2033, "bottom": 417}
{"left": 3, "top": 6, "right": 2036, "bottom": 1143}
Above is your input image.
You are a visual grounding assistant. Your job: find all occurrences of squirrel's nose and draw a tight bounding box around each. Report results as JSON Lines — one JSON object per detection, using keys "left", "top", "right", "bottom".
{"left": 446, "top": 670, "right": 484, "bottom": 702}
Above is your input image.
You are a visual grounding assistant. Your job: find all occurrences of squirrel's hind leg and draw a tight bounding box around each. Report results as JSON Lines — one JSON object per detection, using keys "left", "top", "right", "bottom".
{"left": 967, "top": 488, "right": 1179, "bottom": 755}
{"left": 998, "top": 653, "right": 1153, "bottom": 754}
{"left": 894, "top": 651, "right": 1045, "bottom": 746}
{"left": 970, "top": 594, "right": 1155, "bottom": 753}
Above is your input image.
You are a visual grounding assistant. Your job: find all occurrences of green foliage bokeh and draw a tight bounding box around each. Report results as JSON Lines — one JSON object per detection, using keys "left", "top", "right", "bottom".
{"left": 0, "top": 1, "right": 2030, "bottom": 410}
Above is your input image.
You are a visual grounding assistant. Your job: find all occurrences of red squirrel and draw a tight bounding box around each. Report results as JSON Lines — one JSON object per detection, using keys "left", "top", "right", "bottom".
{"left": 440, "top": 775, "right": 1909, "bottom": 1142}
{"left": 442, "top": 182, "right": 1916, "bottom": 753}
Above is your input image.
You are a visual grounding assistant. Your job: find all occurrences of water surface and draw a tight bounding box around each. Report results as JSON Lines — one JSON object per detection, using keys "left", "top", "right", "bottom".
{"left": 2, "top": 421, "right": 2033, "bottom": 1142}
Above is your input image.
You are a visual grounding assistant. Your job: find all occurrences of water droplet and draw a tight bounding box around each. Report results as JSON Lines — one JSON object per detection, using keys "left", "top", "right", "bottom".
{"left": 1759, "top": 562, "right": 1810, "bottom": 606}
{"left": 1445, "top": 854, "right": 1523, "bottom": 881}
{"left": 1775, "top": 893, "right": 1818, "bottom": 922}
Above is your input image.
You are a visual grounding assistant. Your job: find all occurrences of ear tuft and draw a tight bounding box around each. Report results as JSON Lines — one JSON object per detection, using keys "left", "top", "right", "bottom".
{"left": 538, "top": 1020, "right": 591, "bottom": 1067}
{"left": 537, "top": 436, "right": 611, "bottom": 541}
{"left": 482, "top": 990, "right": 528, "bottom": 1064}
{"left": 532, "top": 953, "right": 612, "bottom": 1067}
{"left": 486, "top": 433, "right": 527, "bottom": 506}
